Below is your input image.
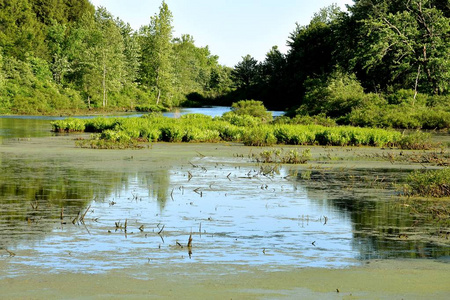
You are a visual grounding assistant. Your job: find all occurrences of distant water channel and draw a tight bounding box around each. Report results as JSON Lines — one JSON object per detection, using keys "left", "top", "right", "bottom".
{"left": 0, "top": 106, "right": 283, "bottom": 140}
{"left": 1, "top": 108, "right": 449, "bottom": 275}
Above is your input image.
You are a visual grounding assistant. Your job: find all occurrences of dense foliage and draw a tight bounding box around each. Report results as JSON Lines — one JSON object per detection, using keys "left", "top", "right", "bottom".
{"left": 230, "top": 0, "right": 450, "bottom": 129}
{"left": 0, "top": 0, "right": 232, "bottom": 114}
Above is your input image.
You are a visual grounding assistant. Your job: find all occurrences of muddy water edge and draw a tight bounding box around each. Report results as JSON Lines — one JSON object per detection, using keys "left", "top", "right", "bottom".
{"left": 1, "top": 134, "right": 450, "bottom": 299}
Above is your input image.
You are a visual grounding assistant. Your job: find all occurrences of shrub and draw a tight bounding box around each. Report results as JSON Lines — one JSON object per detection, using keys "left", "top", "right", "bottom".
{"left": 84, "top": 117, "right": 118, "bottom": 132}
{"left": 220, "top": 112, "right": 261, "bottom": 127}
{"left": 301, "top": 71, "right": 365, "bottom": 118}
{"left": 135, "top": 104, "right": 168, "bottom": 112}
{"left": 230, "top": 100, "right": 272, "bottom": 122}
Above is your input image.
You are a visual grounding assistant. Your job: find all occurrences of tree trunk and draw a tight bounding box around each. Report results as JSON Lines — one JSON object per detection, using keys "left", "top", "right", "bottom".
{"left": 102, "top": 64, "right": 107, "bottom": 107}
{"left": 156, "top": 73, "right": 160, "bottom": 105}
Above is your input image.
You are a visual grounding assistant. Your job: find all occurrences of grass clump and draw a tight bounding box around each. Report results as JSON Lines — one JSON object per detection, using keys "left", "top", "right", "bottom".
{"left": 51, "top": 118, "right": 85, "bottom": 132}
{"left": 397, "top": 131, "right": 435, "bottom": 150}
{"left": 403, "top": 168, "right": 450, "bottom": 198}
{"left": 256, "top": 148, "right": 311, "bottom": 164}
{"left": 75, "top": 134, "right": 143, "bottom": 149}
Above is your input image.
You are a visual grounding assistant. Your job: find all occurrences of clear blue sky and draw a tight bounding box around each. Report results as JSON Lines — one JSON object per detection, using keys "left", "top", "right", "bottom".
{"left": 89, "top": 0, "right": 354, "bottom": 67}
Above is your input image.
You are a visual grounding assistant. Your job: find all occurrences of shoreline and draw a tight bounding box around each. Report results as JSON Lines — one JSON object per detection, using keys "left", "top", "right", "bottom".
{"left": 1, "top": 259, "right": 450, "bottom": 299}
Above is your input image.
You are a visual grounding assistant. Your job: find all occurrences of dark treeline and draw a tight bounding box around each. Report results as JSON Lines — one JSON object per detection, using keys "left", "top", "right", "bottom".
{"left": 233, "top": 0, "right": 450, "bottom": 108}
{"left": 0, "top": 0, "right": 233, "bottom": 114}
{"left": 1, "top": 0, "right": 450, "bottom": 129}
{"left": 230, "top": 0, "right": 450, "bottom": 129}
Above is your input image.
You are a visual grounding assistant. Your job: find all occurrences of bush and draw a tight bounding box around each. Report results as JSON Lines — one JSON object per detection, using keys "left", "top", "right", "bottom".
{"left": 242, "top": 126, "right": 277, "bottom": 146}
{"left": 230, "top": 100, "right": 272, "bottom": 122}
{"left": 84, "top": 117, "right": 118, "bottom": 132}
{"left": 135, "top": 104, "right": 168, "bottom": 112}
{"left": 301, "top": 71, "right": 365, "bottom": 118}
{"left": 55, "top": 115, "right": 416, "bottom": 149}
{"left": 220, "top": 112, "right": 261, "bottom": 127}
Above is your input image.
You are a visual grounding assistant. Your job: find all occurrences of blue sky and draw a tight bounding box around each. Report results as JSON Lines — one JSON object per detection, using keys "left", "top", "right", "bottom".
{"left": 90, "top": 0, "right": 354, "bottom": 67}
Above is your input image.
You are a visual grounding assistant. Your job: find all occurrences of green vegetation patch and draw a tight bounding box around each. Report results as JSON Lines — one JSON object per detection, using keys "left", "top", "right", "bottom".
{"left": 403, "top": 168, "right": 450, "bottom": 198}
{"left": 51, "top": 113, "right": 413, "bottom": 149}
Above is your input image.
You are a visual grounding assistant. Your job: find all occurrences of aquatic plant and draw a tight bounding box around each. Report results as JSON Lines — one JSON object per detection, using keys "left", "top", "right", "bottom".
{"left": 397, "top": 131, "right": 434, "bottom": 150}
{"left": 51, "top": 118, "right": 85, "bottom": 132}
{"left": 403, "top": 168, "right": 450, "bottom": 198}
{"left": 255, "top": 148, "right": 311, "bottom": 164}
{"left": 52, "top": 114, "right": 438, "bottom": 150}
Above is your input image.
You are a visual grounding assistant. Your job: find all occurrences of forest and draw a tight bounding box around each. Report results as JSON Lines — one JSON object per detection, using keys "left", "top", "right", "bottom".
{"left": 0, "top": 0, "right": 449, "bottom": 130}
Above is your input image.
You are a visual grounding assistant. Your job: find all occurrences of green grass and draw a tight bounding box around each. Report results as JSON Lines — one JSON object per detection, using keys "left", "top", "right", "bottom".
{"left": 51, "top": 114, "right": 436, "bottom": 150}
{"left": 403, "top": 168, "right": 450, "bottom": 198}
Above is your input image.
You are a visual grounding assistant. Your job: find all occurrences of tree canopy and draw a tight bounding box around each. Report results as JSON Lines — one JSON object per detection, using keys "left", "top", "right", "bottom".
{"left": 0, "top": 0, "right": 231, "bottom": 114}
{"left": 229, "top": 0, "right": 449, "bottom": 111}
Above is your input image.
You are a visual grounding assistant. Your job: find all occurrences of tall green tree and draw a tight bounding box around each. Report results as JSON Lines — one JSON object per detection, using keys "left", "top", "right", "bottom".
{"left": 70, "top": 8, "right": 125, "bottom": 107}
{"left": 47, "top": 21, "right": 71, "bottom": 84}
{"left": 260, "top": 46, "right": 287, "bottom": 109}
{"left": 0, "top": 49, "right": 5, "bottom": 100}
{"left": 171, "top": 34, "right": 224, "bottom": 103}
{"left": 232, "top": 54, "right": 260, "bottom": 90}
{"left": 285, "top": 5, "right": 341, "bottom": 105}
{"left": 116, "top": 19, "right": 140, "bottom": 85}
{"left": 139, "top": 1, "right": 174, "bottom": 106}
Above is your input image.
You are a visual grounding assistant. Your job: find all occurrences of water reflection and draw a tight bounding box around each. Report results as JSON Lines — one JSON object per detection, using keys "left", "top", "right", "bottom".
{"left": 296, "top": 168, "right": 450, "bottom": 260}
{"left": 1, "top": 151, "right": 449, "bottom": 274}
{"left": 0, "top": 118, "right": 54, "bottom": 141}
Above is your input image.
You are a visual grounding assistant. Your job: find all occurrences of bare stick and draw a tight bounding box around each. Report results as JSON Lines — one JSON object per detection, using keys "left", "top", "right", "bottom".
{"left": 72, "top": 211, "right": 80, "bottom": 225}
{"left": 5, "top": 249, "right": 16, "bottom": 257}
{"left": 187, "top": 234, "right": 193, "bottom": 248}
{"left": 80, "top": 205, "right": 91, "bottom": 223}
{"left": 158, "top": 224, "right": 165, "bottom": 235}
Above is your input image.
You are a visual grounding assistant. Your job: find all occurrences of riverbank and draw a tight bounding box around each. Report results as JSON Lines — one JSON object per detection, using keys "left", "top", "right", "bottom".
{"left": 1, "top": 259, "right": 449, "bottom": 299}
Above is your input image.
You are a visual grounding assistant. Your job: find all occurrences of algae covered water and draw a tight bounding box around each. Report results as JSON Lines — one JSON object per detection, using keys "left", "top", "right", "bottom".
{"left": 0, "top": 117, "right": 449, "bottom": 275}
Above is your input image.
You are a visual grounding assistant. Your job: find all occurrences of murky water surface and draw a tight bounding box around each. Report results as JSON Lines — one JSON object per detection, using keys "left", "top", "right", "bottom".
{"left": 1, "top": 115, "right": 449, "bottom": 276}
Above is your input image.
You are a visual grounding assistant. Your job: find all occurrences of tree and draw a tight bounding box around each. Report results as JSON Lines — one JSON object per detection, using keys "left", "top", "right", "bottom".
{"left": 260, "top": 46, "right": 287, "bottom": 109}
{"left": 0, "top": 49, "right": 5, "bottom": 99}
{"left": 284, "top": 5, "right": 342, "bottom": 107}
{"left": 116, "top": 20, "right": 140, "bottom": 85}
{"left": 0, "top": 0, "right": 47, "bottom": 59}
{"left": 232, "top": 55, "right": 260, "bottom": 89}
{"left": 70, "top": 7, "right": 125, "bottom": 107}
{"left": 347, "top": 0, "right": 450, "bottom": 95}
{"left": 47, "top": 21, "right": 71, "bottom": 84}
{"left": 139, "top": 1, "right": 174, "bottom": 106}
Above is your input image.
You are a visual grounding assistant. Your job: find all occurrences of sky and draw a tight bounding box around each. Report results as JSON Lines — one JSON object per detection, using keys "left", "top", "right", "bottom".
{"left": 89, "top": 0, "right": 354, "bottom": 67}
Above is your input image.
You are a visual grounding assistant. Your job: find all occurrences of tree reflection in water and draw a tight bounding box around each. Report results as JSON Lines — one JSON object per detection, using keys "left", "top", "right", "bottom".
{"left": 294, "top": 168, "right": 450, "bottom": 259}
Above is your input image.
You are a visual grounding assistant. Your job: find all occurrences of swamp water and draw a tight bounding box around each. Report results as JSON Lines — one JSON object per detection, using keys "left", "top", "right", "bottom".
{"left": 1, "top": 115, "right": 450, "bottom": 278}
